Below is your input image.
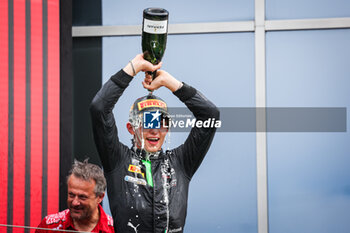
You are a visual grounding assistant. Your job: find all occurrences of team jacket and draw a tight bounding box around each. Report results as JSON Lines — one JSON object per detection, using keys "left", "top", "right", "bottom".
{"left": 35, "top": 204, "right": 114, "bottom": 233}
{"left": 90, "top": 69, "right": 220, "bottom": 233}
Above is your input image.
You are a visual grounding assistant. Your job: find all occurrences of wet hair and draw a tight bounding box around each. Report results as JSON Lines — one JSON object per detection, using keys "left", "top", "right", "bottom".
{"left": 67, "top": 159, "right": 106, "bottom": 197}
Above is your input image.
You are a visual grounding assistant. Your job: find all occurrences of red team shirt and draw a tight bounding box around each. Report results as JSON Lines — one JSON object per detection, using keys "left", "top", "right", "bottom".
{"left": 35, "top": 205, "right": 114, "bottom": 233}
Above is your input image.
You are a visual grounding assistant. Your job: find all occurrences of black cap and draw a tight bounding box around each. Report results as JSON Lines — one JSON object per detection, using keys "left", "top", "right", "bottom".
{"left": 129, "top": 94, "right": 169, "bottom": 126}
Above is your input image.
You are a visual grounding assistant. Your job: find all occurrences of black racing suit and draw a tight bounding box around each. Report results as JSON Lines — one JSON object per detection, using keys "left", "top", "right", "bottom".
{"left": 90, "top": 69, "right": 220, "bottom": 233}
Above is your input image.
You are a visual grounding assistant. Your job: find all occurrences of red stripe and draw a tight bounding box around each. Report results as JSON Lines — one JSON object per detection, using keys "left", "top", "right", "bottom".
{"left": 47, "top": 0, "right": 60, "bottom": 215}
{"left": 0, "top": 0, "right": 9, "bottom": 225}
{"left": 30, "top": 0, "right": 43, "bottom": 231}
{"left": 13, "top": 0, "right": 26, "bottom": 232}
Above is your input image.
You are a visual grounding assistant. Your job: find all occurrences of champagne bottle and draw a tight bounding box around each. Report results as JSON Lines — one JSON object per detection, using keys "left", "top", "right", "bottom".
{"left": 142, "top": 8, "right": 169, "bottom": 80}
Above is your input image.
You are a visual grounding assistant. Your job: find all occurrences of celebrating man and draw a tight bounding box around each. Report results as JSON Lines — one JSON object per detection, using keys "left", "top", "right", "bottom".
{"left": 90, "top": 54, "right": 219, "bottom": 233}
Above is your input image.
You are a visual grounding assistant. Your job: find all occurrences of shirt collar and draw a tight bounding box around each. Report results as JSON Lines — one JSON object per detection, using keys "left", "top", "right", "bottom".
{"left": 93, "top": 204, "right": 111, "bottom": 232}
{"left": 62, "top": 205, "right": 111, "bottom": 232}
{"left": 61, "top": 210, "right": 74, "bottom": 230}
{"left": 132, "top": 147, "right": 164, "bottom": 160}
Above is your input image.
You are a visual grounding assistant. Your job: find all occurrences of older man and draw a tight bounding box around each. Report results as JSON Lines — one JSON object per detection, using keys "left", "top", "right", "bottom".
{"left": 35, "top": 160, "right": 114, "bottom": 233}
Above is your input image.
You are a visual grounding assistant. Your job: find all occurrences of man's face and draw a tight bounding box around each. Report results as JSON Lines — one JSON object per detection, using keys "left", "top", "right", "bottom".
{"left": 140, "top": 125, "right": 168, "bottom": 152}
{"left": 128, "top": 121, "right": 168, "bottom": 153}
{"left": 67, "top": 175, "right": 103, "bottom": 222}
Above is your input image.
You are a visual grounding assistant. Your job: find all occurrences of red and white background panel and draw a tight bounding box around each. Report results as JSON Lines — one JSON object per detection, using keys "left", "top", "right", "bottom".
{"left": 0, "top": 0, "right": 59, "bottom": 232}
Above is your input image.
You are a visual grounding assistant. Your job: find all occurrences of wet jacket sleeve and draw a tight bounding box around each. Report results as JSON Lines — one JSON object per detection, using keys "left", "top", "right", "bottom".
{"left": 173, "top": 83, "right": 220, "bottom": 179}
{"left": 90, "top": 69, "right": 133, "bottom": 173}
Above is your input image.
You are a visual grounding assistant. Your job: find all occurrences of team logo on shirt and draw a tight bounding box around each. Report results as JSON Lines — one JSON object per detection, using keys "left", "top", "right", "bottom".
{"left": 124, "top": 175, "right": 147, "bottom": 186}
{"left": 128, "top": 164, "right": 145, "bottom": 177}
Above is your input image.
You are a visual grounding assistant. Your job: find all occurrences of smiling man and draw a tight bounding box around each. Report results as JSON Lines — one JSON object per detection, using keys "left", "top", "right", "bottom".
{"left": 35, "top": 160, "right": 114, "bottom": 233}
{"left": 90, "top": 54, "right": 219, "bottom": 233}
{"left": 127, "top": 95, "right": 170, "bottom": 154}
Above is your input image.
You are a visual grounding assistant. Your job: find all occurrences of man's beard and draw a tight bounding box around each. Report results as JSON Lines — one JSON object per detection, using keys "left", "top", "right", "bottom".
{"left": 69, "top": 205, "right": 93, "bottom": 221}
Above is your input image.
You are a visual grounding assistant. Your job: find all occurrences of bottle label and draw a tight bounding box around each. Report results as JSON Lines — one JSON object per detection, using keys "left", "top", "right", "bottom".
{"left": 143, "top": 19, "right": 168, "bottom": 34}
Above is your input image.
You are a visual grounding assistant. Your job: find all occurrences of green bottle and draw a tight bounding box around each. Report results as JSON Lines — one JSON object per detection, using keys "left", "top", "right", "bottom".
{"left": 142, "top": 8, "right": 169, "bottom": 80}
